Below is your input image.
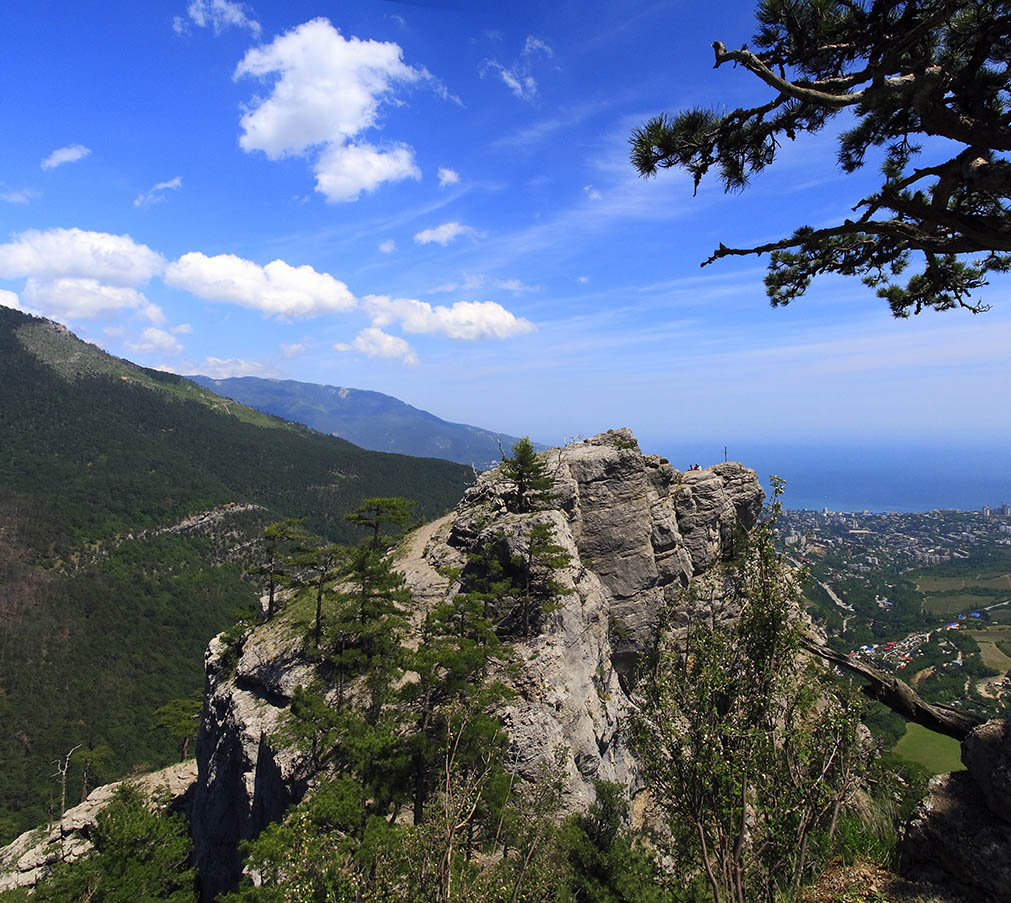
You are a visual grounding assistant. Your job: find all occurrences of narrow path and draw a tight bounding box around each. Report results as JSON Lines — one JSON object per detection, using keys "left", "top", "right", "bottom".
{"left": 396, "top": 514, "right": 456, "bottom": 629}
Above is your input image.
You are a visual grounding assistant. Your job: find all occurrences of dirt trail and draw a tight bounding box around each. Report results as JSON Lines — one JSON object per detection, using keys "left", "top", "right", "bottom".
{"left": 396, "top": 514, "right": 456, "bottom": 628}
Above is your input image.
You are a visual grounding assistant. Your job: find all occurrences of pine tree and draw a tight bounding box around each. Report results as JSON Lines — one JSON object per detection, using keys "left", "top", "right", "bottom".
{"left": 499, "top": 438, "right": 554, "bottom": 513}
{"left": 631, "top": 0, "right": 1011, "bottom": 316}
{"left": 250, "top": 518, "right": 303, "bottom": 621}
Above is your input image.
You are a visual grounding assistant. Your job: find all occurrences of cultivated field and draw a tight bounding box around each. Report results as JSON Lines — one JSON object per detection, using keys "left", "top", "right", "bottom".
{"left": 894, "top": 723, "right": 965, "bottom": 775}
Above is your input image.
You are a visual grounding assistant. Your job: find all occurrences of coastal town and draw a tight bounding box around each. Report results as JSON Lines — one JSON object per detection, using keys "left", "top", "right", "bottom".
{"left": 778, "top": 505, "right": 1011, "bottom": 717}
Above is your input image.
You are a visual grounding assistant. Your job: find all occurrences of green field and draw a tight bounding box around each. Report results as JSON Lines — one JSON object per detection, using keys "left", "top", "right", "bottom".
{"left": 917, "top": 573, "right": 1011, "bottom": 593}
{"left": 914, "top": 563, "right": 1011, "bottom": 618}
{"left": 966, "top": 627, "right": 1011, "bottom": 672}
{"left": 894, "top": 722, "right": 965, "bottom": 775}
{"left": 920, "top": 592, "right": 991, "bottom": 615}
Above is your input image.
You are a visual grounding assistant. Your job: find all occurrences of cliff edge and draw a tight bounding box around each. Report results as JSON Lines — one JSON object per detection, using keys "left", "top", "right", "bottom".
{"left": 190, "top": 428, "right": 764, "bottom": 899}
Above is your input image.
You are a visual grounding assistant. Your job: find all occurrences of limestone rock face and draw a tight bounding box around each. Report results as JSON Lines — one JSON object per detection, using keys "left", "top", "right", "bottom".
{"left": 961, "top": 718, "right": 1011, "bottom": 821}
{"left": 901, "top": 771, "right": 1011, "bottom": 902}
{"left": 0, "top": 760, "right": 196, "bottom": 893}
{"left": 192, "top": 616, "right": 319, "bottom": 901}
{"left": 900, "top": 719, "right": 1011, "bottom": 901}
{"left": 190, "top": 429, "right": 763, "bottom": 900}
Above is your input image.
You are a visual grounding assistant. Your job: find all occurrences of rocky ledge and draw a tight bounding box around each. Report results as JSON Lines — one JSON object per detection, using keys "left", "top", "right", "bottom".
{"left": 0, "top": 760, "right": 196, "bottom": 893}
{"left": 190, "top": 428, "right": 764, "bottom": 900}
{"left": 900, "top": 719, "right": 1011, "bottom": 902}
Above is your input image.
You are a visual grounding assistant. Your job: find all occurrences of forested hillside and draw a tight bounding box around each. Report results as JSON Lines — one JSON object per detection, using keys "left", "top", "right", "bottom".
{"left": 0, "top": 308, "right": 472, "bottom": 841}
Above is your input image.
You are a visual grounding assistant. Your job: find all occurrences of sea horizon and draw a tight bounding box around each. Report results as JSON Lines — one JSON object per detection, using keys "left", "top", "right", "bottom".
{"left": 646, "top": 440, "right": 1010, "bottom": 516}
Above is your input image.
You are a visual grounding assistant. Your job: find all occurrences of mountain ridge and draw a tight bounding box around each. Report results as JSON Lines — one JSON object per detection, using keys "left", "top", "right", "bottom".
{"left": 188, "top": 374, "right": 541, "bottom": 469}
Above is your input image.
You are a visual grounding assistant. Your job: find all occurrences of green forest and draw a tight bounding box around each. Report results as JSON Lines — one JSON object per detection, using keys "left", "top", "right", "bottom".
{"left": 0, "top": 307, "right": 472, "bottom": 842}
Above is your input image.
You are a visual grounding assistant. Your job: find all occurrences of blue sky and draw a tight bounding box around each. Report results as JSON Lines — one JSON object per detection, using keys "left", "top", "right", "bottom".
{"left": 1, "top": 0, "right": 1009, "bottom": 458}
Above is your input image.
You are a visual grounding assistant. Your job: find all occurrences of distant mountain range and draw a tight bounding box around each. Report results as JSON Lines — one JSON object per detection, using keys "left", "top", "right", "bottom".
{"left": 0, "top": 308, "right": 471, "bottom": 842}
{"left": 189, "top": 375, "right": 536, "bottom": 469}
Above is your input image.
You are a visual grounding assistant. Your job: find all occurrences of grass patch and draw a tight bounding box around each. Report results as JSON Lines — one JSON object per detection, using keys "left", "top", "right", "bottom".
{"left": 893, "top": 722, "right": 965, "bottom": 775}
{"left": 921, "top": 592, "right": 989, "bottom": 615}
{"left": 964, "top": 633, "right": 1011, "bottom": 672}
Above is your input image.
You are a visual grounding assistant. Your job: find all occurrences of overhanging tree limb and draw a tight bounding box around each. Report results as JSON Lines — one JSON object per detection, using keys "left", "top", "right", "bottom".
{"left": 799, "top": 634, "right": 986, "bottom": 740}
{"left": 631, "top": 0, "right": 1011, "bottom": 316}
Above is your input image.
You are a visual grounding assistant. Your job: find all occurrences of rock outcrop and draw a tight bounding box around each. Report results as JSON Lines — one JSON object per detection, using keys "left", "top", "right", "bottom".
{"left": 0, "top": 760, "right": 196, "bottom": 893}
{"left": 900, "top": 719, "right": 1011, "bottom": 901}
{"left": 191, "top": 429, "right": 764, "bottom": 900}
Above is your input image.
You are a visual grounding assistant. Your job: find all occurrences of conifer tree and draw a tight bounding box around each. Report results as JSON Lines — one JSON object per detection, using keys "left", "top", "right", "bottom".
{"left": 500, "top": 438, "right": 554, "bottom": 513}
{"left": 344, "top": 496, "right": 415, "bottom": 549}
{"left": 401, "top": 581, "right": 506, "bottom": 825}
{"left": 250, "top": 518, "right": 303, "bottom": 621}
{"left": 631, "top": 0, "right": 1011, "bottom": 316}
{"left": 291, "top": 541, "right": 347, "bottom": 650}
{"left": 511, "top": 521, "right": 572, "bottom": 637}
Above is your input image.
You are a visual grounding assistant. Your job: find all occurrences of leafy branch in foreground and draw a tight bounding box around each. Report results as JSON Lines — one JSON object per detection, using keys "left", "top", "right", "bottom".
{"left": 631, "top": 0, "right": 1011, "bottom": 316}
{"left": 633, "top": 481, "right": 872, "bottom": 902}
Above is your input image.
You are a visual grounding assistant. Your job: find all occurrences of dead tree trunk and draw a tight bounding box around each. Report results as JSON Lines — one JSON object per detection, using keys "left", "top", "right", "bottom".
{"left": 800, "top": 635, "right": 986, "bottom": 741}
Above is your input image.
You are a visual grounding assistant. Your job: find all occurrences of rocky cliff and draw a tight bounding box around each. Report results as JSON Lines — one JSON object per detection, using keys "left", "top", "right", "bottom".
{"left": 900, "top": 718, "right": 1011, "bottom": 901}
{"left": 0, "top": 761, "right": 196, "bottom": 893}
{"left": 191, "top": 428, "right": 764, "bottom": 899}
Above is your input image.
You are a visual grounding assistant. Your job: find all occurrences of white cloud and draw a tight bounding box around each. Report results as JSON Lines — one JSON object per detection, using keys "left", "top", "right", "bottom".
{"left": 234, "top": 18, "right": 430, "bottom": 201}
{"left": 165, "top": 251, "right": 356, "bottom": 317}
{"left": 21, "top": 277, "right": 153, "bottom": 321}
{"left": 523, "top": 36, "right": 553, "bottom": 57}
{"left": 378, "top": 239, "right": 396, "bottom": 254}
{"left": 0, "top": 289, "right": 39, "bottom": 315}
{"left": 314, "top": 142, "right": 420, "bottom": 203}
{"left": 198, "top": 356, "right": 266, "bottom": 378}
{"left": 577, "top": 275, "right": 590, "bottom": 284}
{"left": 480, "top": 34, "right": 553, "bottom": 102}
{"left": 142, "top": 301, "right": 167, "bottom": 324}
{"left": 41, "top": 145, "right": 91, "bottom": 170}
{"left": 129, "top": 327, "right": 183, "bottom": 355}
{"left": 281, "top": 342, "right": 305, "bottom": 357}
{"left": 480, "top": 61, "right": 537, "bottom": 101}
{"left": 175, "top": 0, "right": 260, "bottom": 36}
{"left": 584, "top": 184, "right": 602, "bottom": 200}
{"left": 430, "top": 274, "right": 539, "bottom": 294}
{"left": 1, "top": 188, "right": 39, "bottom": 204}
{"left": 437, "top": 167, "right": 460, "bottom": 187}
{"left": 134, "top": 176, "right": 182, "bottom": 208}
{"left": 414, "top": 221, "right": 476, "bottom": 246}
{"left": 496, "top": 278, "right": 540, "bottom": 293}
{"left": 172, "top": 322, "right": 194, "bottom": 334}
{"left": 362, "top": 295, "right": 535, "bottom": 340}
{"left": 0, "top": 228, "right": 165, "bottom": 286}
{"left": 335, "top": 326, "right": 418, "bottom": 365}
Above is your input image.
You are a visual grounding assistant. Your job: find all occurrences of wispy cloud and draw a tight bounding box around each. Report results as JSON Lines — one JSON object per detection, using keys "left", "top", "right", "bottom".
{"left": 173, "top": 0, "right": 261, "bottom": 36}
{"left": 414, "top": 221, "right": 478, "bottom": 247}
{"left": 0, "top": 188, "right": 39, "bottom": 204}
{"left": 479, "top": 34, "right": 554, "bottom": 102}
{"left": 41, "top": 144, "right": 91, "bottom": 170}
{"left": 134, "top": 176, "right": 182, "bottom": 208}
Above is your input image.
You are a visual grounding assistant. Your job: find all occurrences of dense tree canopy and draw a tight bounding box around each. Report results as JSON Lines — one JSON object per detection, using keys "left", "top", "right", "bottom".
{"left": 631, "top": 0, "right": 1011, "bottom": 316}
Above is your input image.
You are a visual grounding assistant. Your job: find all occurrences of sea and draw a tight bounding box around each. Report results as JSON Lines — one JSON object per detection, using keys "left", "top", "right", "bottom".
{"left": 648, "top": 441, "right": 1011, "bottom": 514}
